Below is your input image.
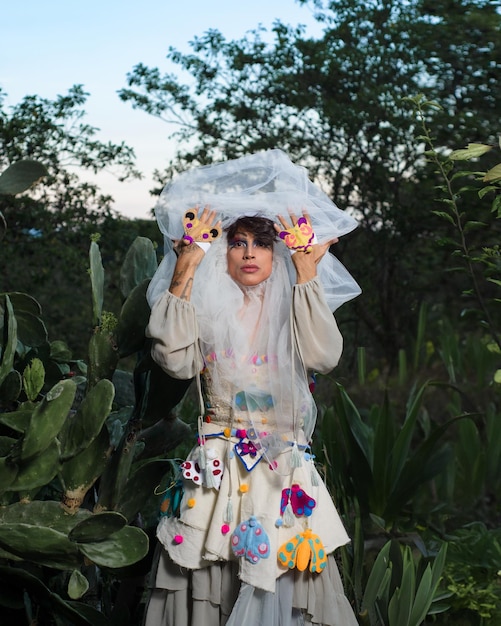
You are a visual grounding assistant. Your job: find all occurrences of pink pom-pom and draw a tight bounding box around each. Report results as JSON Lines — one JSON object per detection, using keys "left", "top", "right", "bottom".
{"left": 173, "top": 534, "right": 184, "bottom": 544}
{"left": 221, "top": 524, "right": 230, "bottom": 535}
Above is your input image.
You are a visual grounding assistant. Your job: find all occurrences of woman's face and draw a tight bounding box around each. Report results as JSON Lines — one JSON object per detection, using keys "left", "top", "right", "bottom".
{"left": 227, "top": 229, "right": 273, "bottom": 287}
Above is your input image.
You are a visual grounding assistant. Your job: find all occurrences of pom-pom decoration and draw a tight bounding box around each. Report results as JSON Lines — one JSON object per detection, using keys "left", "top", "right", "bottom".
{"left": 278, "top": 529, "right": 327, "bottom": 573}
{"left": 231, "top": 516, "right": 270, "bottom": 564}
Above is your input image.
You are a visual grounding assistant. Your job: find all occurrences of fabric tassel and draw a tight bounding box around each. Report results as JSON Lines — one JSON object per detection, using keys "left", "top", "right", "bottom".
{"left": 310, "top": 459, "right": 319, "bottom": 486}
{"left": 198, "top": 445, "right": 207, "bottom": 469}
{"left": 290, "top": 441, "right": 302, "bottom": 469}
{"left": 205, "top": 466, "right": 216, "bottom": 489}
{"left": 224, "top": 498, "right": 234, "bottom": 523}
{"left": 283, "top": 501, "right": 296, "bottom": 527}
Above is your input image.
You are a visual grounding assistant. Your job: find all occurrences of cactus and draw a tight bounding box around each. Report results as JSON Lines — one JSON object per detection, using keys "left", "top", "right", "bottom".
{"left": 0, "top": 159, "right": 48, "bottom": 196}
{"left": 21, "top": 379, "right": 77, "bottom": 461}
{"left": 0, "top": 159, "right": 48, "bottom": 244}
{"left": 0, "top": 232, "right": 194, "bottom": 623}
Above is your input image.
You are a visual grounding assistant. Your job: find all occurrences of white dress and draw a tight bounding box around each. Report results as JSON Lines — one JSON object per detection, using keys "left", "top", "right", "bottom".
{"left": 144, "top": 277, "right": 358, "bottom": 626}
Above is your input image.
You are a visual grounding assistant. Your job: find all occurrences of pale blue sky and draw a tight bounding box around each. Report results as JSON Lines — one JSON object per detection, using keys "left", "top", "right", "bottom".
{"left": 1, "top": 0, "right": 322, "bottom": 218}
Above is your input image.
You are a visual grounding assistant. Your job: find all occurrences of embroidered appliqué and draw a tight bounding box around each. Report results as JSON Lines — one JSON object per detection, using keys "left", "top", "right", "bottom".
{"left": 280, "top": 484, "right": 316, "bottom": 517}
{"left": 231, "top": 515, "right": 270, "bottom": 564}
{"left": 181, "top": 455, "right": 224, "bottom": 489}
{"left": 278, "top": 529, "right": 327, "bottom": 573}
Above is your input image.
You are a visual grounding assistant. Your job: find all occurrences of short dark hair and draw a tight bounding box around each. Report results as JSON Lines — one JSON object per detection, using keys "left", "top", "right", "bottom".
{"left": 225, "top": 215, "right": 277, "bottom": 247}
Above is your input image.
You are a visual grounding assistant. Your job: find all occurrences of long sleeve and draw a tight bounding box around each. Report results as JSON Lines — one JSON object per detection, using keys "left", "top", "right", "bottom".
{"left": 145, "top": 291, "right": 202, "bottom": 379}
{"left": 292, "top": 276, "right": 343, "bottom": 374}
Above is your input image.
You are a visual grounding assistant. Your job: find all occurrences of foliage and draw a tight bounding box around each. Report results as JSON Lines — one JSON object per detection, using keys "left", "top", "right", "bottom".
{"left": 407, "top": 94, "right": 501, "bottom": 352}
{"left": 0, "top": 87, "right": 158, "bottom": 357}
{"left": 0, "top": 159, "right": 48, "bottom": 242}
{"left": 359, "top": 540, "right": 448, "bottom": 626}
{"left": 120, "top": 0, "right": 501, "bottom": 364}
{"left": 0, "top": 184, "right": 192, "bottom": 623}
{"left": 0, "top": 85, "right": 140, "bottom": 225}
{"left": 316, "top": 379, "right": 455, "bottom": 527}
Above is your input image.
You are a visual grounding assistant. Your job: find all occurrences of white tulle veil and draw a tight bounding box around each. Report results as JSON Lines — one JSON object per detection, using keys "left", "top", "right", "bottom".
{"left": 147, "top": 149, "right": 361, "bottom": 442}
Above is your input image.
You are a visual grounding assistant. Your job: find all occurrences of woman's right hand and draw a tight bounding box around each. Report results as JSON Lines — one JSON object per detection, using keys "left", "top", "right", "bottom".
{"left": 170, "top": 207, "right": 220, "bottom": 299}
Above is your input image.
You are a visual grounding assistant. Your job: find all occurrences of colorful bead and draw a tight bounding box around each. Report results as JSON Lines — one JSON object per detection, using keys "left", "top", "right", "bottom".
{"left": 239, "top": 484, "right": 249, "bottom": 493}
{"left": 173, "top": 535, "right": 184, "bottom": 544}
{"left": 221, "top": 524, "right": 230, "bottom": 535}
{"left": 224, "top": 427, "right": 231, "bottom": 438}
{"left": 187, "top": 498, "right": 196, "bottom": 508}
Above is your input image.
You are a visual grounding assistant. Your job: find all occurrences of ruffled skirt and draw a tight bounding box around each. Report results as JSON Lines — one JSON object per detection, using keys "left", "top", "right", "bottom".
{"left": 144, "top": 546, "right": 358, "bottom": 626}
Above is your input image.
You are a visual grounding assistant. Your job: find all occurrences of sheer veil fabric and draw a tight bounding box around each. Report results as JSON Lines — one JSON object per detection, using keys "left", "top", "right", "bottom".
{"left": 147, "top": 149, "right": 361, "bottom": 312}
{"left": 147, "top": 149, "right": 361, "bottom": 442}
{"left": 145, "top": 150, "right": 361, "bottom": 625}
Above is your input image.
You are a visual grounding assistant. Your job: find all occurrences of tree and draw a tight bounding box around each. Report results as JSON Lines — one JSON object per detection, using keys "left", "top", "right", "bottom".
{"left": 119, "top": 0, "right": 501, "bottom": 366}
{"left": 0, "top": 86, "right": 155, "bottom": 354}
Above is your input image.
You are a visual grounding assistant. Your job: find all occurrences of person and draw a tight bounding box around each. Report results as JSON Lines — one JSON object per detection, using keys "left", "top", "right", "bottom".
{"left": 144, "top": 149, "right": 361, "bottom": 626}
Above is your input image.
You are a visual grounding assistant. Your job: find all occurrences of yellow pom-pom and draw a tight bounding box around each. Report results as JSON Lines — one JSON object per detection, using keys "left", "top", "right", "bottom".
{"left": 239, "top": 484, "right": 249, "bottom": 494}
{"left": 224, "top": 427, "right": 231, "bottom": 438}
{"left": 261, "top": 417, "right": 268, "bottom": 424}
{"left": 187, "top": 498, "right": 196, "bottom": 508}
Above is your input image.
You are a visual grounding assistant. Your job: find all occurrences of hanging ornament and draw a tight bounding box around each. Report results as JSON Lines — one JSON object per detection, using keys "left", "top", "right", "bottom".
{"left": 280, "top": 484, "right": 316, "bottom": 517}
{"left": 181, "top": 448, "right": 224, "bottom": 489}
{"left": 231, "top": 516, "right": 270, "bottom": 564}
{"left": 278, "top": 529, "right": 327, "bottom": 573}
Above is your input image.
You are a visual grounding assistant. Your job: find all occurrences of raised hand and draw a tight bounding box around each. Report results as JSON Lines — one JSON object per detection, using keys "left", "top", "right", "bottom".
{"left": 182, "top": 206, "right": 221, "bottom": 246}
{"left": 275, "top": 211, "right": 338, "bottom": 284}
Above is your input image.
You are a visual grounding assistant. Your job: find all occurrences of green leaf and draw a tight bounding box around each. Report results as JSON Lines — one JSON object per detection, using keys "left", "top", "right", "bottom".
{"left": 431, "top": 210, "right": 455, "bottom": 225}
{"left": 89, "top": 240, "right": 104, "bottom": 326}
{"left": 119, "top": 237, "right": 157, "bottom": 298}
{"left": 0, "top": 369, "right": 22, "bottom": 404}
{"left": 9, "top": 439, "right": 61, "bottom": 491}
{"left": 449, "top": 143, "right": 492, "bottom": 160}
{"left": 77, "top": 525, "right": 149, "bottom": 568}
{"left": 116, "top": 279, "right": 151, "bottom": 358}
{"left": 0, "top": 501, "right": 91, "bottom": 532}
{"left": 21, "top": 379, "right": 77, "bottom": 461}
{"left": 69, "top": 512, "right": 127, "bottom": 543}
{"left": 483, "top": 163, "right": 501, "bottom": 182}
{"left": 0, "top": 296, "right": 17, "bottom": 387}
{"left": 463, "top": 220, "right": 487, "bottom": 232}
{"left": 68, "top": 569, "right": 89, "bottom": 600}
{"left": 361, "top": 541, "right": 391, "bottom": 611}
{"left": 0, "top": 160, "right": 48, "bottom": 194}
{"left": 0, "top": 566, "right": 107, "bottom": 626}
{"left": 0, "top": 523, "right": 81, "bottom": 569}
{"left": 60, "top": 378, "right": 115, "bottom": 461}
{"left": 60, "top": 426, "right": 110, "bottom": 496}
{"left": 0, "top": 456, "right": 19, "bottom": 494}
{"left": 23, "top": 358, "right": 45, "bottom": 402}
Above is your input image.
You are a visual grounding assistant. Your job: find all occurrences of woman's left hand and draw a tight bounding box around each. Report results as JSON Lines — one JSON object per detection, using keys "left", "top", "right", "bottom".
{"left": 275, "top": 212, "right": 338, "bottom": 284}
